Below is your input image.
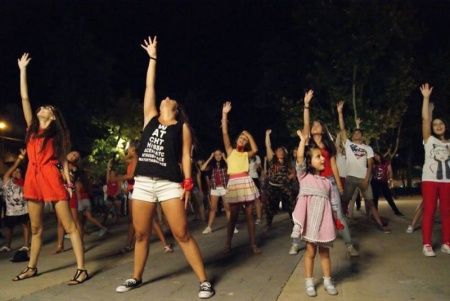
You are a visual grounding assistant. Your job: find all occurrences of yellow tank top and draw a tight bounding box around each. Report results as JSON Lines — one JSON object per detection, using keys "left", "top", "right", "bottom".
{"left": 227, "top": 149, "right": 249, "bottom": 174}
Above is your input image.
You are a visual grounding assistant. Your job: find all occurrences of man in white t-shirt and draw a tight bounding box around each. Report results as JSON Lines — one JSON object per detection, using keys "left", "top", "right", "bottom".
{"left": 337, "top": 101, "right": 391, "bottom": 233}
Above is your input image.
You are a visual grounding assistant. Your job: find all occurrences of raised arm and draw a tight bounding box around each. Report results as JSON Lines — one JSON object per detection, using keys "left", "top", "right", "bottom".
{"left": 302, "top": 90, "right": 314, "bottom": 136}
{"left": 265, "top": 129, "right": 274, "bottom": 161}
{"left": 296, "top": 130, "right": 308, "bottom": 164}
{"left": 18, "top": 53, "right": 33, "bottom": 126}
{"left": 140, "top": 36, "right": 159, "bottom": 127}
{"left": 337, "top": 101, "right": 348, "bottom": 142}
{"left": 242, "top": 130, "right": 258, "bottom": 158}
{"left": 106, "top": 159, "right": 112, "bottom": 183}
{"left": 420, "top": 83, "right": 433, "bottom": 142}
{"left": 221, "top": 102, "right": 233, "bottom": 155}
{"left": 3, "top": 149, "right": 26, "bottom": 182}
{"left": 200, "top": 153, "right": 214, "bottom": 171}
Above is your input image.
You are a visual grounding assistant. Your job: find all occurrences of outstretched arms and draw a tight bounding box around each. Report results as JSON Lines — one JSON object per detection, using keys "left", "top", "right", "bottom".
{"left": 296, "top": 130, "right": 308, "bottom": 164}
{"left": 18, "top": 53, "right": 33, "bottom": 127}
{"left": 243, "top": 130, "right": 258, "bottom": 158}
{"left": 141, "top": 36, "right": 159, "bottom": 127}
{"left": 265, "top": 129, "right": 274, "bottom": 161}
{"left": 302, "top": 90, "right": 314, "bottom": 137}
{"left": 337, "top": 101, "right": 348, "bottom": 142}
{"left": 420, "top": 83, "right": 433, "bottom": 142}
{"left": 221, "top": 102, "right": 233, "bottom": 155}
{"left": 3, "top": 149, "right": 26, "bottom": 182}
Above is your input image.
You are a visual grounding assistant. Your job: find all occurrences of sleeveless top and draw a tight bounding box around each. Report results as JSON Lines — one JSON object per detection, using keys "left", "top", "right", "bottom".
{"left": 227, "top": 150, "right": 249, "bottom": 175}
{"left": 135, "top": 116, "right": 184, "bottom": 183}
{"left": 319, "top": 147, "right": 333, "bottom": 177}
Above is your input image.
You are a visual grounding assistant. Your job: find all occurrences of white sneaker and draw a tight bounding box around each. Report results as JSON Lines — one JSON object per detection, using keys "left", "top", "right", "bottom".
{"left": 198, "top": 281, "right": 215, "bottom": 299}
{"left": 255, "top": 219, "right": 261, "bottom": 225}
{"left": 441, "top": 243, "right": 450, "bottom": 254}
{"left": 305, "top": 279, "right": 317, "bottom": 297}
{"left": 0, "top": 245, "right": 11, "bottom": 252}
{"left": 347, "top": 245, "right": 359, "bottom": 257}
{"left": 324, "top": 283, "right": 338, "bottom": 295}
{"left": 163, "top": 245, "right": 173, "bottom": 253}
{"left": 202, "top": 227, "right": 212, "bottom": 234}
{"left": 289, "top": 244, "right": 300, "bottom": 255}
{"left": 406, "top": 225, "right": 414, "bottom": 234}
{"left": 99, "top": 228, "right": 108, "bottom": 237}
{"left": 64, "top": 234, "right": 70, "bottom": 239}
{"left": 423, "top": 244, "right": 436, "bottom": 257}
{"left": 234, "top": 227, "right": 239, "bottom": 234}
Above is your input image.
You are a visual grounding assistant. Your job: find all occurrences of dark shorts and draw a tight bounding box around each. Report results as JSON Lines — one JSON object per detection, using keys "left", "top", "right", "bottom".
{"left": 4, "top": 214, "right": 30, "bottom": 228}
{"left": 106, "top": 195, "right": 118, "bottom": 202}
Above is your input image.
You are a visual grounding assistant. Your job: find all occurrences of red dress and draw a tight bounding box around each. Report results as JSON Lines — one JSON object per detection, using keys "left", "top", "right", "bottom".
{"left": 24, "top": 132, "right": 68, "bottom": 202}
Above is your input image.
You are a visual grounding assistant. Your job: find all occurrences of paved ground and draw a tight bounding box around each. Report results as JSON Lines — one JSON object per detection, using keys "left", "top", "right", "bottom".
{"left": 0, "top": 196, "right": 449, "bottom": 301}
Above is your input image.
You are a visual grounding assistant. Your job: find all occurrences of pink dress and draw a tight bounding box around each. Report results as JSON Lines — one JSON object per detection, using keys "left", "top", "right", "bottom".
{"left": 291, "top": 162, "right": 337, "bottom": 247}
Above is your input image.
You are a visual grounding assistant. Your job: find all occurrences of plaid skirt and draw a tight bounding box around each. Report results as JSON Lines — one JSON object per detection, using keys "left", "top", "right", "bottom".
{"left": 226, "top": 173, "right": 260, "bottom": 203}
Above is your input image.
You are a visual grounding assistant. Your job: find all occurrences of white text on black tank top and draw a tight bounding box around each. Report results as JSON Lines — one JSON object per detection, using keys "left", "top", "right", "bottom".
{"left": 140, "top": 124, "right": 167, "bottom": 166}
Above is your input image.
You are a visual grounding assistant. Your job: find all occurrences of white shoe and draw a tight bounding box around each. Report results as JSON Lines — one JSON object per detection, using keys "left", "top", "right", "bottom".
{"left": 255, "top": 219, "right": 261, "bottom": 225}
{"left": 98, "top": 228, "right": 108, "bottom": 237}
{"left": 423, "top": 244, "right": 436, "bottom": 257}
{"left": 405, "top": 225, "right": 414, "bottom": 234}
{"left": 202, "top": 227, "right": 212, "bottom": 234}
{"left": 64, "top": 234, "right": 70, "bottom": 239}
{"left": 289, "top": 244, "right": 300, "bottom": 255}
{"left": 163, "top": 245, "right": 173, "bottom": 253}
{"left": 234, "top": 227, "right": 239, "bottom": 234}
{"left": 347, "top": 245, "right": 359, "bottom": 257}
{"left": 198, "top": 281, "right": 215, "bottom": 299}
{"left": 324, "top": 283, "right": 338, "bottom": 295}
{"left": 305, "top": 279, "right": 317, "bottom": 297}
{"left": 0, "top": 245, "right": 11, "bottom": 252}
{"left": 441, "top": 243, "right": 450, "bottom": 254}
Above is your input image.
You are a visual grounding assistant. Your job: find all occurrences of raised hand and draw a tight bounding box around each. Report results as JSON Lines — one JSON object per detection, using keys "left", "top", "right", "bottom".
{"left": 222, "top": 101, "right": 232, "bottom": 114}
{"left": 304, "top": 90, "right": 314, "bottom": 105}
{"left": 355, "top": 117, "right": 362, "bottom": 128}
{"left": 337, "top": 101, "right": 345, "bottom": 113}
{"left": 297, "top": 129, "right": 308, "bottom": 142}
{"left": 19, "top": 148, "right": 27, "bottom": 156}
{"left": 420, "top": 83, "right": 433, "bottom": 98}
{"left": 266, "top": 129, "right": 272, "bottom": 136}
{"left": 18, "top": 53, "right": 31, "bottom": 69}
{"left": 141, "top": 36, "right": 157, "bottom": 59}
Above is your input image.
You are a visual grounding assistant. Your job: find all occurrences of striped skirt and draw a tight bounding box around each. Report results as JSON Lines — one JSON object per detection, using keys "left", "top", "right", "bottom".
{"left": 226, "top": 173, "right": 260, "bottom": 203}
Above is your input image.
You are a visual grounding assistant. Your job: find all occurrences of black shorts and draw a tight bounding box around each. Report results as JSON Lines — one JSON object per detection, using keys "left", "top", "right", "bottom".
{"left": 106, "top": 195, "right": 118, "bottom": 202}
{"left": 4, "top": 214, "right": 30, "bottom": 228}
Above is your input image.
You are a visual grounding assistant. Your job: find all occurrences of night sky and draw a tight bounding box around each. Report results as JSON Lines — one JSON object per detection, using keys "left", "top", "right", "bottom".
{"left": 1, "top": 0, "right": 450, "bottom": 159}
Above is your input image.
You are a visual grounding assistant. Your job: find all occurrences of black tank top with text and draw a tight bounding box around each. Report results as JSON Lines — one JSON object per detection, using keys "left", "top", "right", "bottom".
{"left": 135, "top": 116, "right": 183, "bottom": 183}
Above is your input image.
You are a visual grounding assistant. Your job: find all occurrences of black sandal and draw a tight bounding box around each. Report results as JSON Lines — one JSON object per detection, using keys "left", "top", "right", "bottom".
{"left": 67, "top": 269, "right": 89, "bottom": 285}
{"left": 13, "top": 266, "right": 38, "bottom": 281}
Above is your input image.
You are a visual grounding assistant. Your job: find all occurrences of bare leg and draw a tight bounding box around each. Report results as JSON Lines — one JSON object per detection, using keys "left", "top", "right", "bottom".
{"left": 225, "top": 203, "right": 240, "bottom": 252}
{"left": 244, "top": 202, "right": 260, "bottom": 253}
{"left": 411, "top": 201, "right": 424, "bottom": 228}
{"left": 161, "top": 198, "right": 208, "bottom": 282}
{"left": 131, "top": 200, "right": 155, "bottom": 280}
{"left": 21, "top": 222, "right": 30, "bottom": 248}
{"left": 305, "top": 242, "right": 317, "bottom": 278}
{"left": 206, "top": 195, "right": 219, "bottom": 228}
{"left": 54, "top": 201, "right": 85, "bottom": 271}
{"left": 27, "top": 201, "right": 44, "bottom": 268}
{"left": 318, "top": 246, "right": 331, "bottom": 277}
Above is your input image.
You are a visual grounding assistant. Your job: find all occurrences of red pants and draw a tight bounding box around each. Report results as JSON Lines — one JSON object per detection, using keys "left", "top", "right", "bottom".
{"left": 421, "top": 181, "right": 450, "bottom": 245}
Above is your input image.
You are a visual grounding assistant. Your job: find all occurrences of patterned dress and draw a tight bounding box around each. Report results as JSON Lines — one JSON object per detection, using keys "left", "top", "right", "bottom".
{"left": 291, "top": 162, "right": 338, "bottom": 247}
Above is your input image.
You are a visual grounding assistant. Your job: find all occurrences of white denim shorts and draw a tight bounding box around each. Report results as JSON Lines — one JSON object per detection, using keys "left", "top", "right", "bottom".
{"left": 210, "top": 186, "right": 227, "bottom": 196}
{"left": 131, "top": 176, "right": 182, "bottom": 202}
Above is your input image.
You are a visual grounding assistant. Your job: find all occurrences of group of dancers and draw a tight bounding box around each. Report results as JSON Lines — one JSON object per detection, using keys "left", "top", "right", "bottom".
{"left": 3, "top": 35, "right": 449, "bottom": 299}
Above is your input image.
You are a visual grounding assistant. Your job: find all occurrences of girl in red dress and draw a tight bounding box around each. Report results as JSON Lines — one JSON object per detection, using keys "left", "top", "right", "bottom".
{"left": 14, "top": 53, "right": 88, "bottom": 285}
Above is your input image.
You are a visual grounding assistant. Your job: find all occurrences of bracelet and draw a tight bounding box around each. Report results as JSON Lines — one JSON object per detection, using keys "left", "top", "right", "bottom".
{"left": 64, "top": 182, "right": 75, "bottom": 190}
{"left": 18, "top": 154, "right": 25, "bottom": 160}
{"left": 181, "top": 178, "right": 194, "bottom": 191}
{"left": 150, "top": 57, "right": 157, "bottom": 61}
{"left": 304, "top": 106, "right": 310, "bottom": 109}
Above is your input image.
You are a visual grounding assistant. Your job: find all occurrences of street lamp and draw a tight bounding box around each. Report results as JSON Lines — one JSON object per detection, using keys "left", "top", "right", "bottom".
{"left": 0, "top": 121, "right": 6, "bottom": 161}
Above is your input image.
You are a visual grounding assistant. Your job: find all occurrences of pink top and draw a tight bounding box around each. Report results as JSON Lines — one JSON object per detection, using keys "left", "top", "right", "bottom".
{"left": 292, "top": 162, "right": 337, "bottom": 245}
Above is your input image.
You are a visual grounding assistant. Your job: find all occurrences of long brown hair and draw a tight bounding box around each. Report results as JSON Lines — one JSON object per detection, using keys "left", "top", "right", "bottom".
{"left": 25, "top": 105, "right": 71, "bottom": 162}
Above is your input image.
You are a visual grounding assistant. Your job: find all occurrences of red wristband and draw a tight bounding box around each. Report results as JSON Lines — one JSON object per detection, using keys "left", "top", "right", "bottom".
{"left": 335, "top": 219, "right": 345, "bottom": 230}
{"left": 181, "top": 178, "right": 194, "bottom": 191}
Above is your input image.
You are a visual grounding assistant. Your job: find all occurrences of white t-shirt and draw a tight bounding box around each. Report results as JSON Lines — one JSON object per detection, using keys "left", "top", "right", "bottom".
{"left": 249, "top": 155, "right": 261, "bottom": 179}
{"left": 345, "top": 139, "right": 374, "bottom": 179}
{"left": 422, "top": 135, "right": 450, "bottom": 182}
{"left": 336, "top": 153, "right": 347, "bottom": 178}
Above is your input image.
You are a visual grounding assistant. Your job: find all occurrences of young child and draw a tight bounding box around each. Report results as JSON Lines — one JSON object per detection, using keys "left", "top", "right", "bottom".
{"left": 0, "top": 149, "right": 30, "bottom": 253}
{"left": 221, "top": 101, "right": 261, "bottom": 254}
{"left": 291, "top": 130, "right": 344, "bottom": 297}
